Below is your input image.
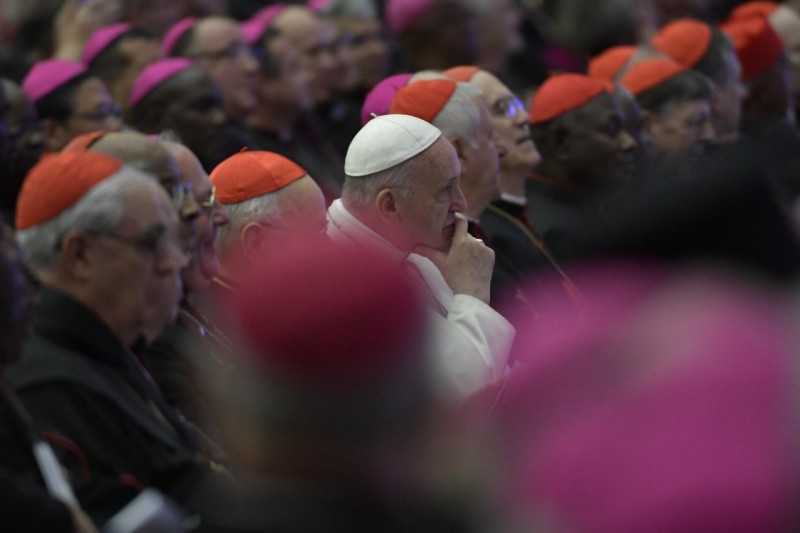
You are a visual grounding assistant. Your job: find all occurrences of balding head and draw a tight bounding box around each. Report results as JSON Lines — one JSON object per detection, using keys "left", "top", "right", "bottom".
{"left": 91, "top": 131, "right": 182, "bottom": 191}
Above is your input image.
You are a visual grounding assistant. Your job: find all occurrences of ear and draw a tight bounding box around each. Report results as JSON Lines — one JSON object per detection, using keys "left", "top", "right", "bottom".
{"left": 58, "top": 229, "right": 93, "bottom": 281}
{"left": 546, "top": 124, "right": 571, "bottom": 163}
{"left": 450, "top": 136, "right": 468, "bottom": 163}
{"left": 43, "top": 118, "right": 68, "bottom": 152}
{"left": 640, "top": 109, "right": 656, "bottom": 136}
{"left": 240, "top": 222, "right": 266, "bottom": 261}
{"left": 375, "top": 188, "right": 400, "bottom": 224}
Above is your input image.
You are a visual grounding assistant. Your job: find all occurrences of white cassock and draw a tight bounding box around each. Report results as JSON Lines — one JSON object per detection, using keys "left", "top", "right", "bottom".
{"left": 327, "top": 199, "right": 515, "bottom": 400}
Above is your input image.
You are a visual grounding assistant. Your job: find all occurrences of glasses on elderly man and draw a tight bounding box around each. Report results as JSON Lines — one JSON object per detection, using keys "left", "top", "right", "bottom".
{"left": 199, "top": 185, "right": 216, "bottom": 212}
{"left": 87, "top": 223, "right": 183, "bottom": 258}
{"left": 491, "top": 96, "right": 526, "bottom": 119}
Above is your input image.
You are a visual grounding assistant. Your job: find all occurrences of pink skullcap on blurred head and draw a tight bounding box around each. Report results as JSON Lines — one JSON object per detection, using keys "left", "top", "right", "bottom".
{"left": 385, "top": 0, "right": 435, "bottom": 35}
{"left": 307, "top": 0, "right": 330, "bottom": 12}
{"left": 444, "top": 65, "right": 480, "bottom": 82}
{"left": 130, "top": 58, "right": 194, "bottom": 108}
{"left": 360, "top": 73, "right": 413, "bottom": 125}
{"left": 588, "top": 45, "right": 636, "bottom": 82}
{"left": 82, "top": 22, "right": 132, "bottom": 65}
{"left": 22, "top": 59, "right": 87, "bottom": 104}
{"left": 242, "top": 4, "right": 286, "bottom": 46}
{"left": 497, "top": 262, "right": 798, "bottom": 533}
{"left": 620, "top": 59, "right": 687, "bottom": 96}
{"left": 722, "top": 17, "right": 784, "bottom": 81}
{"left": 229, "top": 238, "right": 426, "bottom": 387}
{"left": 529, "top": 73, "right": 613, "bottom": 125}
{"left": 652, "top": 18, "right": 713, "bottom": 68}
{"left": 162, "top": 16, "right": 197, "bottom": 56}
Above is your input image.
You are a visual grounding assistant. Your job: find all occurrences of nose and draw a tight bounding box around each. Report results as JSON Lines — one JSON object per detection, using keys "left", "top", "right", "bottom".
{"left": 161, "top": 237, "right": 191, "bottom": 272}
{"left": 179, "top": 188, "right": 200, "bottom": 222}
{"left": 514, "top": 105, "right": 530, "bottom": 127}
{"left": 700, "top": 118, "right": 716, "bottom": 143}
{"left": 618, "top": 129, "right": 636, "bottom": 152}
{"left": 452, "top": 184, "right": 468, "bottom": 213}
{"left": 209, "top": 106, "right": 226, "bottom": 127}
{"left": 212, "top": 201, "right": 230, "bottom": 227}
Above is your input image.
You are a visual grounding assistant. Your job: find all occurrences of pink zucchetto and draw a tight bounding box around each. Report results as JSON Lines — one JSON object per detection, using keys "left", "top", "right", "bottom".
{"left": 385, "top": 0, "right": 435, "bottom": 35}
{"left": 162, "top": 17, "right": 197, "bottom": 56}
{"left": 81, "top": 22, "right": 132, "bottom": 65}
{"left": 495, "top": 262, "right": 799, "bottom": 533}
{"left": 242, "top": 4, "right": 286, "bottom": 46}
{"left": 129, "top": 58, "right": 194, "bottom": 108}
{"left": 22, "top": 59, "right": 87, "bottom": 104}
{"left": 360, "top": 73, "right": 414, "bottom": 125}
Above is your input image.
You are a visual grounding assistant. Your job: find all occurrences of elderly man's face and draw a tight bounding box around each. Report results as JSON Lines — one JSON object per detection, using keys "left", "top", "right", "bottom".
{"left": 563, "top": 93, "right": 637, "bottom": 187}
{"left": 458, "top": 101, "right": 502, "bottom": 216}
{"left": 179, "top": 150, "right": 230, "bottom": 293}
{"left": 472, "top": 71, "right": 541, "bottom": 174}
{"left": 649, "top": 98, "right": 714, "bottom": 161}
{"left": 394, "top": 137, "right": 467, "bottom": 252}
{"left": 50, "top": 78, "right": 122, "bottom": 152}
{"left": 164, "top": 68, "right": 228, "bottom": 170}
{"left": 86, "top": 176, "right": 186, "bottom": 344}
{"left": 710, "top": 48, "right": 747, "bottom": 142}
{"left": 114, "top": 36, "right": 163, "bottom": 112}
{"left": 192, "top": 18, "right": 259, "bottom": 122}
{"left": 275, "top": 7, "right": 338, "bottom": 105}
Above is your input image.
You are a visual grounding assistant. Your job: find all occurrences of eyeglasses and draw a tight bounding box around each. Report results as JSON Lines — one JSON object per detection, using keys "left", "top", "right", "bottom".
{"left": 491, "top": 96, "right": 526, "bottom": 119}
{"left": 199, "top": 185, "right": 216, "bottom": 211}
{"left": 169, "top": 181, "right": 194, "bottom": 209}
{"left": 88, "top": 224, "right": 181, "bottom": 258}
{"left": 71, "top": 104, "right": 123, "bottom": 124}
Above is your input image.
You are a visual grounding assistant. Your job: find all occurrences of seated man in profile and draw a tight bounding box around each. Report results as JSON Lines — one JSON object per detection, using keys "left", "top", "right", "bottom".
{"left": 327, "top": 114, "right": 514, "bottom": 399}
{"left": 9, "top": 151, "right": 220, "bottom": 525}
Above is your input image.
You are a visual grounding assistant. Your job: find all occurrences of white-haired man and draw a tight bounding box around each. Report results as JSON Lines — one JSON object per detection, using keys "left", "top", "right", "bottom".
{"left": 327, "top": 114, "right": 514, "bottom": 399}
{"left": 9, "top": 151, "right": 218, "bottom": 525}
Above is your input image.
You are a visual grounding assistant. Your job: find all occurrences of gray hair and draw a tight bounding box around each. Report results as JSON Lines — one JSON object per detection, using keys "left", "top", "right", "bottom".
{"left": 342, "top": 153, "right": 426, "bottom": 211}
{"left": 17, "top": 167, "right": 152, "bottom": 272}
{"left": 215, "top": 192, "right": 282, "bottom": 251}
{"left": 432, "top": 82, "right": 483, "bottom": 148}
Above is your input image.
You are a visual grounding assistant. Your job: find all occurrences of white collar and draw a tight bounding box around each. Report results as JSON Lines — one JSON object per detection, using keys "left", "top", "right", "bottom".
{"left": 500, "top": 193, "right": 527, "bottom": 206}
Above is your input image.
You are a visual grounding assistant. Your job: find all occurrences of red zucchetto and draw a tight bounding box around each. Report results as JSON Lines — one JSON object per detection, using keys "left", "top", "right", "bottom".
{"left": 588, "top": 46, "right": 636, "bottom": 82}
{"left": 210, "top": 150, "right": 307, "bottom": 204}
{"left": 620, "top": 59, "right": 687, "bottom": 96}
{"left": 722, "top": 17, "right": 784, "bottom": 81}
{"left": 16, "top": 152, "right": 124, "bottom": 230}
{"left": 652, "top": 19, "right": 713, "bottom": 68}
{"left": 530, "top": 73, "right": 613, "bottom": 125}
{"left": 728, "top": 1, "right": 779, "bottom": 21}
{"left": 444, "top": 65, "right": 480, "bottom": 82}
{"left": 389, "top": 79, "right": 458, "bottom": 123}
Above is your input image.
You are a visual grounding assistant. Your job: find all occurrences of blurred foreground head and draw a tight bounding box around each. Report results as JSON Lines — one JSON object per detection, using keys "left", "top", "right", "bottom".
{"left": 211, "top": 238, "right": 432, "bottom": 474}
{"left": 493, "top": 261, "right": 800, "bottom": 533}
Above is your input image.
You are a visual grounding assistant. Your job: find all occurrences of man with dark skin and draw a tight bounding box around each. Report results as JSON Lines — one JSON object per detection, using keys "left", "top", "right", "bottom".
{"left": 527, "top": 73, "right": 637, "bottom": 254}
{"left": 130, "top": 59, "right": 233, "bottom": 172}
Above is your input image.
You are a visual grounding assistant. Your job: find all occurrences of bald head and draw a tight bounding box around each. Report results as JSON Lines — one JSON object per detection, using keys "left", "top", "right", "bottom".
{"left": 90, "top": 131, "right": 183, "bottom": 193}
